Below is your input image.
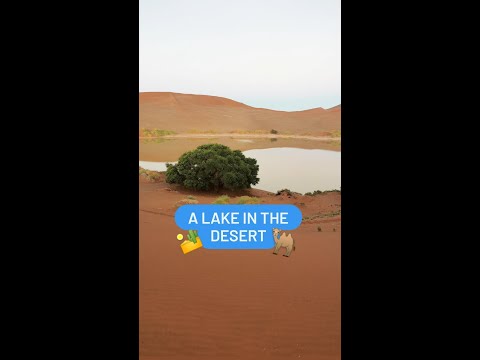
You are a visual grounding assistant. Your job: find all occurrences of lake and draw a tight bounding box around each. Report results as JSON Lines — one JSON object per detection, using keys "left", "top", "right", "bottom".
{"left": 139, "top": 147, "right": 340, "bottom": 194}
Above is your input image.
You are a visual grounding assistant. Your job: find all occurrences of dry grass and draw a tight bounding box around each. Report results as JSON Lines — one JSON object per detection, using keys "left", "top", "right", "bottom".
{"left": 175, "top": 198, "right": 199, "bottom": 207}
{"left": 212, "top": 195, "right": 230, "bottom": 204}
{"left": 139, "top": 167, "right": 163, "bottom": 182}
{"left": 236, "top": 196, "right": 261, "bottom": 204}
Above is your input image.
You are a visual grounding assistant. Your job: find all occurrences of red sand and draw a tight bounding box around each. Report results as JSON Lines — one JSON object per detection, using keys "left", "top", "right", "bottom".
{"left": 140, "top": 175, "right": 341, "bottom": 359}
{"left": 139, "top": 92, "right": 341, "bottom": 135}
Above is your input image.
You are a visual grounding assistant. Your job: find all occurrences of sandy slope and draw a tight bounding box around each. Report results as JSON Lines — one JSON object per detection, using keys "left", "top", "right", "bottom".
{"left": 139, "top": 92, "right": 341, "bottom": 135}
{"left": 139, "top": 174, "right": 341, "bottom": 359}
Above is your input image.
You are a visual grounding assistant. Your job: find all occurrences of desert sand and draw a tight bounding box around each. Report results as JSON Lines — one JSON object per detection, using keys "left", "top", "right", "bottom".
{"left": 139, "top": 173, "right": 341, "bottom": 359}
{"left": 139, "top": 92, "right": 341, "bottom": 135}
{"left": 141, "top": 133, "right": 339, "bottom": 141}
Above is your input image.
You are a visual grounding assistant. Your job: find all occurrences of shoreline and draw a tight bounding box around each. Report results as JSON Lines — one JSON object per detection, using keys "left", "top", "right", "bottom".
{"left": 139, "top": 167, "right": 341, "bottom": 196}
{"left": 139, "top": 172, "right": 341, "bottom": 223}
{"left": 139, "top": 133, "right": 341, "bottom": 141}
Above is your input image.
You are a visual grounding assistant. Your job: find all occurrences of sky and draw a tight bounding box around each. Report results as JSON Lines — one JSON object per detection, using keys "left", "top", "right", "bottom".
{"left": 139, "top": 0, "right": 340, "bottom": 111}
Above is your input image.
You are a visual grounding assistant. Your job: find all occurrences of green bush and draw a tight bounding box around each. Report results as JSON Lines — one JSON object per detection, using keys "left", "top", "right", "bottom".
{"left": 166, "top": 144, "right": 259, "bottom": 191}
{"left": 213, "top": 195, "right": 230, "bottom": 204}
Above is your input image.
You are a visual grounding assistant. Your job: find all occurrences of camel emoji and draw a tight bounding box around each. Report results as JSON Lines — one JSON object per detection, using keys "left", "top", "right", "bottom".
{"left": 272, "top": 228, "right": 296, "bottom": 257}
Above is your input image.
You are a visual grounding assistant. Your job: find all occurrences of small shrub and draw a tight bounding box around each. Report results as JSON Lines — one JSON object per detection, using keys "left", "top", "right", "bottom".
{"left": 276, "top": 188, "right": 293, "bottom": 196}
{"left": 326, "top": 210, "right": 341, "bottom": 217}
{"left": 212, "top": 195, "right": 230, "bottom": 204}
{"left": 237, "top": 196, "right": 260, "bottom": 204}
{"left": 139, "top": 167, "right": 163, "bottom": 182}
{"left": 187, "top": 195, "right": 196, "bottom": 200}
{"left": 305, "top": 190, "right": 323, "bottom": 196}
{"left": 140, "top": 128, "right": 176, "bottom": 137}
{"left": 270, "top": 129, "right": 278, "bottom": 134}
{"left": 148, "top": 172, "right": 161, "bottom": 181}
{"left": 324, "top": 189, "right": 341, "bottom": 194}
{"left": 229, "top": 129, "right": 269, "bottom": 134}
{"left": 333, "top": 228, "right": 336, "bottom": 232}
{"left": 330, "top": 130, "right": 341, "bottom": 137}
{"left": 317, "top": 226, "right": 322, "bottom": 232}
{"left": 301, "top": 210, "right": 341, "bottom": 223}
{"left": 305, "top": 189, "right": 341, "bottom": 196}
{"left": 140, "top": 137, "right": 168, "bottom": 144}
{"left": 188, "top": 129, "right": 217, "bottom": 134}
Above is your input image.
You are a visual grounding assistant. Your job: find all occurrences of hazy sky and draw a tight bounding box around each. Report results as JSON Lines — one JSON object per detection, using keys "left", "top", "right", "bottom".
{"left": 140, "top": 0, "right": 340, "bottom": 111}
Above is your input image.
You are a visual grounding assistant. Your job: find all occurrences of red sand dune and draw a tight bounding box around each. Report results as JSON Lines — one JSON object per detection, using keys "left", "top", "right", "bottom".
{"left": 327, "top": 105, "right": 341, "bottom": 113}
{"left": 139, "top": 92, "right": 341, "bottom": 135}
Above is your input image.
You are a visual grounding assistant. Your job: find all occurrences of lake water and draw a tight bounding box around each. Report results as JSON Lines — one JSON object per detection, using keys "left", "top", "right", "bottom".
{"left": 139, "top": 147, "right": 340, "bottom": 194}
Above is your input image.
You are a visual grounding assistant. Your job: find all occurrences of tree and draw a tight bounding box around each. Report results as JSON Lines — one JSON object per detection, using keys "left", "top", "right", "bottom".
{"left": 165, "top": 144, "right": 259, "bottom": 191}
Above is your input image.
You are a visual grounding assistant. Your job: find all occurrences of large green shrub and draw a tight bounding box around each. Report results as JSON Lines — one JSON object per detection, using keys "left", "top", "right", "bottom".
{"left": 165, "top": 144, "right": 259, "bottom": 191}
